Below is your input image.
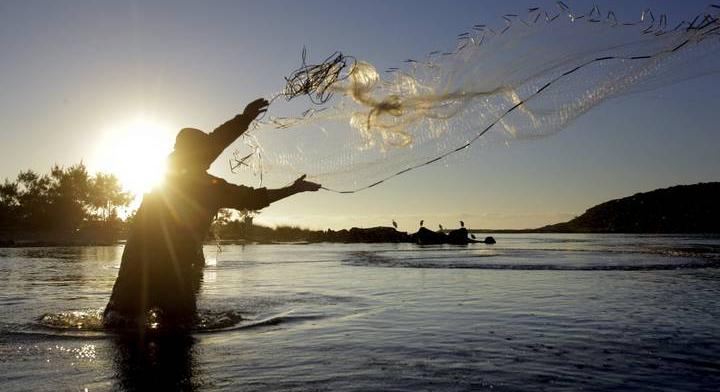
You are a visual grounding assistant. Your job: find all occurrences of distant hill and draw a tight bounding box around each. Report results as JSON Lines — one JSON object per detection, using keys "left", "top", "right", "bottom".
{"left": 538, "top": 183, "right": 720, "bottom": 233}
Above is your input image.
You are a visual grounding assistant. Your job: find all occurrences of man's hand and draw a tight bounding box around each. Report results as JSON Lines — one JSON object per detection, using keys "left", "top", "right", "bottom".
{"left": 291, "top": 175, "right": 321, "bottom": 193}
{"left": 242, "top": 98, "right": 270, "bottom": 121}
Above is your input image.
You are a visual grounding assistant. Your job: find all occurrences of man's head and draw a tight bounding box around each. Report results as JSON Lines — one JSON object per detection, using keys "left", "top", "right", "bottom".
{"left": 169, "top": 128, "right": 213, "bottom": 172}
{"left": 174, "top": 128, "right": 208, "bottom": 151}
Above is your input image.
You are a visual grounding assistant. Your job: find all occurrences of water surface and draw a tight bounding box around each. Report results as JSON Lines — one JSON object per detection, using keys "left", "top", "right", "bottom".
{"left": 1, "top": 234, "right": 719, "bottom": 391}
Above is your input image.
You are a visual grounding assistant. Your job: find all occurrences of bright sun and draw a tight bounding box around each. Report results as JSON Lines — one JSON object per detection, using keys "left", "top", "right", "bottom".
{"left": 91, "top": 117, "right": 176, "bottom": 201}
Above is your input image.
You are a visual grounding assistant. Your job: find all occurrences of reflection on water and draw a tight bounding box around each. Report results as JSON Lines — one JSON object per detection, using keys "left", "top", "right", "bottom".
{"left": 112, "top": 333, "right": 198, "bottom": 391}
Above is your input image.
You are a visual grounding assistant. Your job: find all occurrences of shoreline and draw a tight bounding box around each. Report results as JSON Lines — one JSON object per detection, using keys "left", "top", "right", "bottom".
{"left": 2, "top": 231, "right": 719, "bottom": 248}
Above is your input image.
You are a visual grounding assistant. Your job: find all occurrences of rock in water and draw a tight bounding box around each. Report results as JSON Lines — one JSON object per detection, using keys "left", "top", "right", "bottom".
{"left": 411, "top": 227, "right": 448, "bottom": 245}
{"left": 447, "top": 228, "right": 471, "bottom": 245}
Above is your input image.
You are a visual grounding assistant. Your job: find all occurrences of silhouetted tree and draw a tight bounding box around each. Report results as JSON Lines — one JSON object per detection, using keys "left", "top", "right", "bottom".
{"left": 89, "top": 173, "right": 133, "bottom": 222}
{"left": 47, "top": 163, "right": 90, "bottom": 230}
{"left": 0, "top": 163, "right": 133, "bottom": 237}
{"left": 0, "top": 179, "right": 20, "bottom": 225}
{"left": 16, "top": 170, "right": 52, "bottom": 228}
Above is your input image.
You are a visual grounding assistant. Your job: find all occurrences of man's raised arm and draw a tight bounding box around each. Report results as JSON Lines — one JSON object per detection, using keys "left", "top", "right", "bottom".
{"left": 206, "top": 98, "right": 269, "bottom": 163}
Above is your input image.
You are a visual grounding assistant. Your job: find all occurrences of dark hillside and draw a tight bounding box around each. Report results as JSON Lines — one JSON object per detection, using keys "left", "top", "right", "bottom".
{"left": 539, "top": 183, "right": 720, "bottom": 233}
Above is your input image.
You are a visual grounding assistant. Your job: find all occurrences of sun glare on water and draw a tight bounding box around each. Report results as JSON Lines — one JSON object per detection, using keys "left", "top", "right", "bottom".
{"left": 92, "top": 117, "right": 176, "bottom": 200}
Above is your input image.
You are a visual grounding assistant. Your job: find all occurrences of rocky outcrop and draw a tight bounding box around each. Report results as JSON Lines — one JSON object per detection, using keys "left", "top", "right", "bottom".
{"left": 319, "top": 226, "right": 489, "bottom": 245}
{"left": 411, "top": 227, "right": 448, "bottom": 245}
{"left": 322, "top": 226, "right": 412, "bottom": 243}
{"left": 411, "top": 227, "right": 482, "bottom": 245}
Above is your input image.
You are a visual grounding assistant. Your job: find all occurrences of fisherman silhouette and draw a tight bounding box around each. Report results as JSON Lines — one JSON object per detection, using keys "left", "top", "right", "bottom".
{"left": 104, "top": 98, "right": 320, "bottom": 330}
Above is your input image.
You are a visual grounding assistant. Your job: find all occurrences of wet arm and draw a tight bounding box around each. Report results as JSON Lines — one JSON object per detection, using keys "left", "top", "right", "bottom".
{"left": 216, "top": 184, "right": 295, "bottom": 210}
{"left": 266, "top": 185, "right": 303, "bottom": 204}
{"left": 266, "top": 175, "right": 321, "bottom": 204}
{"left": 206, "top": 99, "right": 269, "bottom": 163}
{"left": 208, "top": 114, "right": 253, "bottom": 149}
{"left": 217, "top": 175, "right": 321, "bottom": 211}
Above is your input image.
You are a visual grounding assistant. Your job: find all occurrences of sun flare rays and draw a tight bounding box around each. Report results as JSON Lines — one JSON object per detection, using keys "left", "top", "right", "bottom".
{"left": 90, "top": 117, "right": 176, "bottom": 201}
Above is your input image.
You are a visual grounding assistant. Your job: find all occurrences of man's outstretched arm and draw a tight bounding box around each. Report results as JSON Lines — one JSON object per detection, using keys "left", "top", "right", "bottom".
{"left": 266, "top": 175, "right": 322, "bottom": 204}
{"left": 217, "top": 175, "right": 321, "bottom": 211}
{"left": 206, "top": 98, "right": 269, "bottom": 163}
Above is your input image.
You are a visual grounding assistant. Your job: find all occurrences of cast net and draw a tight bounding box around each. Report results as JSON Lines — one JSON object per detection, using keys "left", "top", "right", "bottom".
{"left": 232, "top": 3, "right": 720, "bottom": 193}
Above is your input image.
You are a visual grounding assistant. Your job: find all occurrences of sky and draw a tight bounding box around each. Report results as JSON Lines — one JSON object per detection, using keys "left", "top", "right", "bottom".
{"left": 1, "top": 0, "right": 719, "bottom": 230}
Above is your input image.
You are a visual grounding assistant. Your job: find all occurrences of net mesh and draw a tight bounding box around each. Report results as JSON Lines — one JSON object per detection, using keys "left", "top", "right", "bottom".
{"left": 233, "top": 3, "right": 720, "bottom": 193}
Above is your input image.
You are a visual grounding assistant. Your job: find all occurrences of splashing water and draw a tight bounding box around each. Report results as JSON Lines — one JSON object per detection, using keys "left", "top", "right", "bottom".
{"left": 35, "top": 308, "right": 315, "bottom": 335}
{"left": 39, "top": 309, "right": 106, "bottom": 331}
{"left": 37, "top": 308, "right": 249, "bottom": 333}
{"left": 235, "top": 4, "right": 720, "bottom": 193}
